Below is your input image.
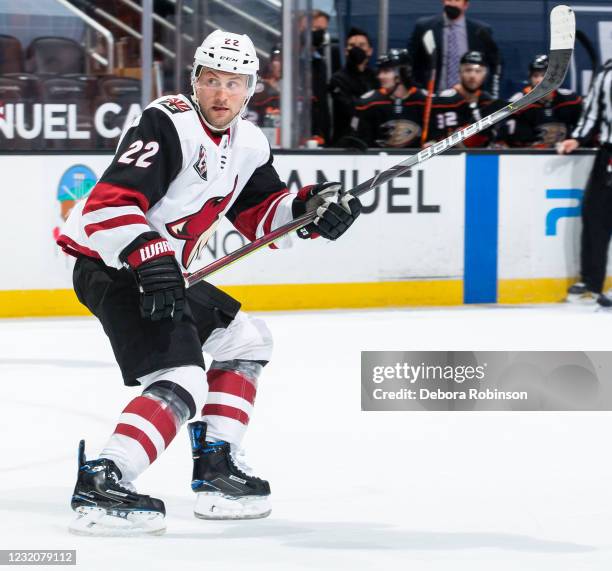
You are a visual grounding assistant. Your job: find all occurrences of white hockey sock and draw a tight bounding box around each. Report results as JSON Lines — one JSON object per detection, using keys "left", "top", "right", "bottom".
{"left": 100, "top": 394, "right": 181, "bottom": 482}
{"left": 201, "top": 361, "right": 260, "bottom": 445}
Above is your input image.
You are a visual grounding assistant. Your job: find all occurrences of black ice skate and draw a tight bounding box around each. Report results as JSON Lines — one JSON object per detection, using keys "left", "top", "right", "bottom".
{"left": 69, "top": 440, "right": 166, "bottom": 536}
{"left": 596, "top": 293, "right": 612, "bottom": 309}
{"left": 566, "top": 282, "right": 598, "bottom": 303}
{"left": 188, "top": 421, "right": 271, "bottom": 520}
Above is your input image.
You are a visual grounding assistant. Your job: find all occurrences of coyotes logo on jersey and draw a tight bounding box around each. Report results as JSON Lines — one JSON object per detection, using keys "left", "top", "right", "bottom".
{"left": 193, "top": 144, "right": 208, "bottom": 181}
{"left": 166, "top": 176, "right": 238, "bottom": 268}
{"left": 160, "top": 97, "right": 192, "bottom": 114}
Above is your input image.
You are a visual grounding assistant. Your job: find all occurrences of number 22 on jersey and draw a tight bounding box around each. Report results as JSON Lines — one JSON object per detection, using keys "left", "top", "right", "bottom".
{"left": 118, "top": 140, "right": 160, "bottom": 168}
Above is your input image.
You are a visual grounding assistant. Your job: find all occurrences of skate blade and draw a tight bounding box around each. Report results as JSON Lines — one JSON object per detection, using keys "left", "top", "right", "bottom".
{"left": 194, "top": 492, "right": 271, "bottom": 520}
{"left": 69, "top": 507, "right": 166, "bottom": 536}
{"left": 566, "top": 293, "right": 597, "bottom": 304}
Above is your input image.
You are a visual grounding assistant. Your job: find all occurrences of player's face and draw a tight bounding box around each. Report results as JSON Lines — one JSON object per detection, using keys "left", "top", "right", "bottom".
{"left": 460, "top": 64, "right": 487, "bottom": 92}
{"left": 530, "top": 70, "right": 546, "bottom": 88}
{"left": 195, "top": 68, "right": 249, "bottom": 129}
{"left": 378, "top": 68, "right": 397, "bottom": 91}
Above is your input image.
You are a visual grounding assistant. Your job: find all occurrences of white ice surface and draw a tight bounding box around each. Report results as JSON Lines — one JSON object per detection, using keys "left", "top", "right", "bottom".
{"left": 1, "top": 304, "right": 612, "bottom": 570}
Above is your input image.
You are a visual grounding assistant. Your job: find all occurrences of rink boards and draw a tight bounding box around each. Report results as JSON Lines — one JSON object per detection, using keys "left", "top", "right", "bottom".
{"left": 0, "top": 150, "right": 602, "bottom": 316}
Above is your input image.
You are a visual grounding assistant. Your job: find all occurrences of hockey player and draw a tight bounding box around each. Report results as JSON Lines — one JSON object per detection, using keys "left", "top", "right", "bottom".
{"left": 57, "top": 30, "right": 362, "bottom": 535}
{"left": 353, "top": 49, "right": 426, "bottom": 148}
{"left": 248, "top": 45, "right": 281, "bottom": 127}
{"left": 427, "top": 51, "right": 505, "bottom": 148}
{"left": 501, "top": 54, "right": 582, "bottom": 148}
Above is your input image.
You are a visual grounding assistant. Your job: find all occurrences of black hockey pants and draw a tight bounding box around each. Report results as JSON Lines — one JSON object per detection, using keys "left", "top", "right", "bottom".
{"left": 580, "top": 146, "right": 612, "bottom": 293}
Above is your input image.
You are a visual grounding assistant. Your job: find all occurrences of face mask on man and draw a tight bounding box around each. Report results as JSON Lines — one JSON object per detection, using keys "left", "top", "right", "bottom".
{"left": 312, "top": 29, "right": 326, "bottom": 49}
{"left": 347, "top": 46, "right": 367, "bottom": 66}
{"left": 444, "top": 5, "right": 462, "bottom": 20}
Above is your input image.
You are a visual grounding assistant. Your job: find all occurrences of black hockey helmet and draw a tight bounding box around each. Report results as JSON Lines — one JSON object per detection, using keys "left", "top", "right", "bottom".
{"left": 376, "top": 48, "right": 413, "bottom": 85}
{"left": 529, "top": 54, "right": 548, "bottom": 74}
{"left": 460, "top": 51, "right": 487, "bottom": 67}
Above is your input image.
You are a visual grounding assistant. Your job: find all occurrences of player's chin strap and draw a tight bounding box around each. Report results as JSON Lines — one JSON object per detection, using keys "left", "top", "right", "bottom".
{"left": 388, "top": 68, "right": 409, "bottom": 98}
{"left": 389, "top": 78, "right": 403, "bottom": 99}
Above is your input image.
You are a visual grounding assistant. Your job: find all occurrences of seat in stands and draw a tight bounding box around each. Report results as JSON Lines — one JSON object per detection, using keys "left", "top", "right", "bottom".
{"left": 41, "top": 76, "right": 95, "bottom": 149}
{"left": 95, "top": 76, "right": 141, "bottom": 148}
{"left": 0, "top": 34, "right": 24, "bottom": 74}
{"left": 0, "top": 75, "right": 36, "bottom": 149}
{"left": 0, "top": 75, "right": 29, "bottom": 101}
{"left": 97, "top": 76, "right": 141, "bottom": 101}
{"left": 61, "top": 73, "right": 100, "bottom": 100}
{"left": 27, "top": 37, "right": 85, "bottom": 75}
{"left": 2, "top": 72, "right": 42, "bottom": 99}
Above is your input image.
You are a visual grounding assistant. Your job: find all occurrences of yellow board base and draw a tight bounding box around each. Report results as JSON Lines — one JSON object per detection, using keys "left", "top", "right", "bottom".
{"left": 0, "top": 289, "right": 91, "bottom": 318}
{"left": 222, "top": 280, "right": 464, "bottom": 311}
{"left": 0, "top": 280, "right": 463, "bottom": 318}
{"left": 3, "top": 277, "right": 611, "bottom": 318}
{"left": 498, "top": 277, "right": 612, "bottom": 304}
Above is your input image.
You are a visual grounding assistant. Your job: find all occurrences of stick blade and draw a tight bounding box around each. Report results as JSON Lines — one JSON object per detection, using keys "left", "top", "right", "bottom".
{"left": 550, "top": 5, "right": 575, "bottom": 51}
{"left": 537, "top": 5, "right": 575, "bottom": 92}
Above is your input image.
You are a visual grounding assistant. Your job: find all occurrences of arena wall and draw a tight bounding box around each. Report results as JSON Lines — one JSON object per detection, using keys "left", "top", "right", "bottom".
{"left": 0, "top": 150, "right": 601, "bottom": 317}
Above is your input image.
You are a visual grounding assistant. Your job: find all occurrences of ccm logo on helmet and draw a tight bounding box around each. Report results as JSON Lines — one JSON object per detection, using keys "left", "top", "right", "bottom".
{"left": 220, "top": 55, "right": 239, "bottom": 62}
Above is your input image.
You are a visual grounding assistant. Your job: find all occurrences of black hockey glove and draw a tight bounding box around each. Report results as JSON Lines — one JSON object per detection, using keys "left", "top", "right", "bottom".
{"left": 120, "top": 232, "right": 185, "bottom": 322}
{"left": 292, "top": 182, "right": 362, "bottom": 241}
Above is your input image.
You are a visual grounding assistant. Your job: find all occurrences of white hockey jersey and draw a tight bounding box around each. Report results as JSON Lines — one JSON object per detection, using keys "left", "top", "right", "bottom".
{"left": 58, "top": 93, "right": 295, "bottom": 271}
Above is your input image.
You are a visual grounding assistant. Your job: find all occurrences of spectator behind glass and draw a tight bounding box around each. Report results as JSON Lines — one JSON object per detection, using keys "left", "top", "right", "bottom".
{"left": 499, "top": 54, "right": 582, "bottom": 148}
{"left": 312, "top": 9, "right": 330, "bottom": 31}
{"left": 312, "top": 10, "right": 332, "bottom": 145}
{"left": 427, "top": 51, "right": 505, "bottom": 148}
{"left": 328, "top": 27, "right": 379, "bottom": 146}
{"left": 353, "top": 49, "right": 426, "bottom": 149}
{"left": 248, "top": 46, "right": 281, "bottom": 129}
{"left": 409, "top": 0, "right": 501, "bottom": 97}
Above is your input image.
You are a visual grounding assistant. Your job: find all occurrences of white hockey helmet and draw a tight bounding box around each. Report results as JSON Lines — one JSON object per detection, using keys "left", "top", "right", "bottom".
{"left": 192, "top": 30, "right": 259, "bottom": 130}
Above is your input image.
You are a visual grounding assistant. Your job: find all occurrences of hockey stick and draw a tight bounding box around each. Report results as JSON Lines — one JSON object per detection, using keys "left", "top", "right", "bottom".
{"left": 575, "top": 29, "right": 599, "bottom": 89}
{"left": 420, "top": 30, "right": 437, "bottom": 146}
{"left": 187, "top": 5, "right": 575, "bottom": 287}
{"left": 476, "top": 27, "right": 502, "bottom": 99}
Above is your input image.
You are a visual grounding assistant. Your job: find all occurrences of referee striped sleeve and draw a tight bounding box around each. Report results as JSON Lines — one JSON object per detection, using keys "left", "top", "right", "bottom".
{"left": 603, "top": 70, "right": 612, "bottom": 144}
{"left": 572, "top": 67, "right": 612, "bottom": 145}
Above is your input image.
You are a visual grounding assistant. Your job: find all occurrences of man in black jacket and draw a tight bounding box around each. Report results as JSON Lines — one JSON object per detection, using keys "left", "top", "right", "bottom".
{"left": 328, "top": 27, "right": 379, "bottom": 146}
{"left": 409, "top": 0, "right": 501, "bottom": 96}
